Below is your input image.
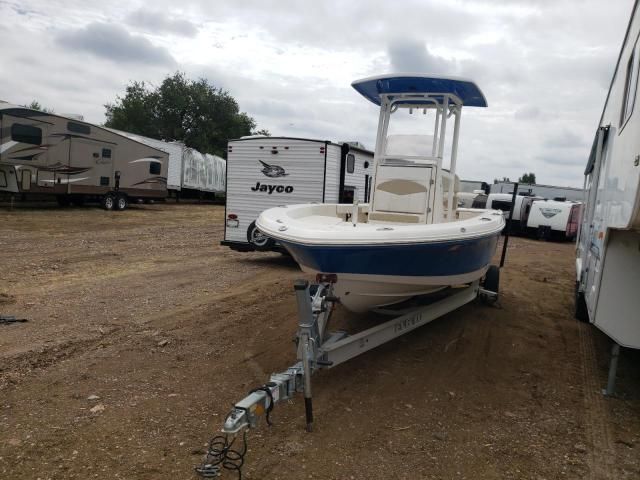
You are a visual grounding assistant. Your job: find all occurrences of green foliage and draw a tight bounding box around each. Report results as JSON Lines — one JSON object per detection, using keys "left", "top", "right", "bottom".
{"left": 518, "top": 172, "right": 536, "bottom": 184}
{"left": 493, "top": 176, "right": 511, "bottom": 184}
{"left": 25, "top": 101, "right": 54, "bottom": 113}
{"left": 104, "top": 72, "right": 265, "bottom": 157}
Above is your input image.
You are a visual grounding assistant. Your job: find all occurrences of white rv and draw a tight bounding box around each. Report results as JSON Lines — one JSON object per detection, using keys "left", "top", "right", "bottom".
{"left": 526, "top": 199, "right": 582, "bottom": 240}
{"left": 107, "top": 129, "right": 226, "bottom": 198}
{"left": 0, "top": 104, "right": 168, "bottom": 210}
{"left": 486, "top": 193, "right": 542, "bottom": 232}
{"left": 222, "top": 136, "right": 374, "bottom": 251}
{"left": 575, "top": 0, "right": 640, "bottom": 353}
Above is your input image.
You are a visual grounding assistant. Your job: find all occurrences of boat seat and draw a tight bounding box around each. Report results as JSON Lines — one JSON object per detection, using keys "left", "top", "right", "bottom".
{"left": 373, "top": 179, "right": 428, "bottom": 215}
{"left": 368, "top": 212, "right": 421, "bottom": 223}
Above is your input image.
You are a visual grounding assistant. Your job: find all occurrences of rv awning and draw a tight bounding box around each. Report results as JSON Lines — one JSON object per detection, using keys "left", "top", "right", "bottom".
{"left": 351, "top": 74, "right": 488, "bottom": 107}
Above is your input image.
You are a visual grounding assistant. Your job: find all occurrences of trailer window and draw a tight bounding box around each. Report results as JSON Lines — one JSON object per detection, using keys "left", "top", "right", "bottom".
{"left": 346, "top": 153, "right": 355, "bottom": 174}
{"left": 102, "top": 148, "right": 111, "bottom": 158}
{"left": 67, "top": 122, "right": 91, "bottom": 135}
{"left": 149, "top": 162, "right": 161, "bottom": 175}
{"left": 11, "top": 124, "right": 42, "bottom": 146}
{"left": 0, "top": 171, "right": 6, "bottom": 188}
{"left": 620, "top": 50, "right": 638, "bottom": 127}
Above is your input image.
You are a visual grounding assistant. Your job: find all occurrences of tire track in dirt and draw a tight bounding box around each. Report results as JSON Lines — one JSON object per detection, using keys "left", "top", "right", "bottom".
{"left": 0, "top": 268, "right": 299, "bottom": 391}
{"left": 579, "top": 323, "right": 617, "bottom": 479}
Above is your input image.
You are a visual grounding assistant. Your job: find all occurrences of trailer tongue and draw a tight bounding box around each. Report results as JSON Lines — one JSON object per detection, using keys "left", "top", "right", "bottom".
{"left": 195, "top": 275, "right": 499, "bottom": 478}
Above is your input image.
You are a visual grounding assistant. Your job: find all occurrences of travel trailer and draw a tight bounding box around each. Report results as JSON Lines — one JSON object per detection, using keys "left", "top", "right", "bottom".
{"left": 221, "top": 136, "right": 373, "bottom": 251}
{"left": 575, "top": 0, "right": 640, "bottom": 356}
{"left": 526, "top": 199, "right": 582, "bottom": 240}
{"left": 486, "top": 193, "right": 542, "bottom": 232}
{"left": 108, "top": 129, "right": 226, "bottom": 198}
{"left": 0, "top": 104, "right": 168, "bottom": 210}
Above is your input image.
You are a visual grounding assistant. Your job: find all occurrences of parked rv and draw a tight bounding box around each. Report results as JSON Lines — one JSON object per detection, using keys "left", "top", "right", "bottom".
{"left": 575, "top": 0, "right": 640, "bottom": 355}
{"left": 221, "top": 136, "right": 373, "bottom": 251}
{"left": 108, "top": 129, "right": 226, "bottom": 199}
{"left": 486, "top": 193, "right": 542, "bottom": 232}
{"left": 526, "top": 199, "right": 582, "bottom": 240}
{"left": 0, "top": 104, "right": 168, "bottom": 210}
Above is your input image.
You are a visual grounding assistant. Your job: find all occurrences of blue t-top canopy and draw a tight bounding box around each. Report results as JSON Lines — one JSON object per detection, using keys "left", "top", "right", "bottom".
{"left": 351, "top": 74, "right": 487, "bottom": 107}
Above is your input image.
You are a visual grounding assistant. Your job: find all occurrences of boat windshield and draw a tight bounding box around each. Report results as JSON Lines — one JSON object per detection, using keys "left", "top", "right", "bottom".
{"left": 383, "top": 104, "right": 440, "bottom": 164}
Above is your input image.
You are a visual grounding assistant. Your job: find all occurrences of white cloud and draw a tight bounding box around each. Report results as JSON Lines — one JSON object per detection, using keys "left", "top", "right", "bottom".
{"left": 0, "top": 0, "right": 635, "bottom": 187}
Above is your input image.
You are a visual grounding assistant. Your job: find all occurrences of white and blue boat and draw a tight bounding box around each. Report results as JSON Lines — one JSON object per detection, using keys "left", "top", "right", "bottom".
{"left": 257, "top": 74, "right": 505, "bottom": 312}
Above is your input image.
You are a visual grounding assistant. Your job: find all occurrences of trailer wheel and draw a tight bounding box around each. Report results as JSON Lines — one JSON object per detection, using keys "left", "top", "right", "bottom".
{"left": 115, "top": 194, "right": 128, "bottom": 211}
{"left": 574, "top": 281, "right": 589, "bottom": 322}
{"left": 247, "top": 221, "right": 274, "bottom": 250}
{"left": 101, "top": 193, "right": 115, "bottom": 211}
{"left": 481, "top": 265, "right": 500, "bottom": 304}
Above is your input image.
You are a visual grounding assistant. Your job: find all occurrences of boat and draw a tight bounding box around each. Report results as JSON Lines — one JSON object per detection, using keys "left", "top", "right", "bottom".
{"left": 257, "top": 74, "right": 505, "bottom": 312}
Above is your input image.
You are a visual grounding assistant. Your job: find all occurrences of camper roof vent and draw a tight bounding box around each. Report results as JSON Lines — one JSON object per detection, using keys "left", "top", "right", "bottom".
{"left": 60, "top": 113, "right": 84, "bottom": 121}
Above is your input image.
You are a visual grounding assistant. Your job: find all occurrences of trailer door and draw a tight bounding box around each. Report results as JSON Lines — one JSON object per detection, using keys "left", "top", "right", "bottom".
{"left": 582, "top": 128, "right": 610, "bottom": 316}
{"left": 67, "top": 138, "right": 114, "bottom": 192}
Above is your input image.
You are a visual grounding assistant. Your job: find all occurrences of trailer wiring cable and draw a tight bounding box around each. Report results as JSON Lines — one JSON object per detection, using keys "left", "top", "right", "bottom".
{"left": 248, "top": 384, "right": 275, "bottom": 427}
{"left": 195, "top": 429, "right": 248, "bottom": 479}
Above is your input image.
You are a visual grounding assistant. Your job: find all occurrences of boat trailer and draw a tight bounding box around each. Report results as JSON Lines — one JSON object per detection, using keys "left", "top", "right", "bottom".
{"left": 196, "top": 273, "right": 498, "bottom": 478}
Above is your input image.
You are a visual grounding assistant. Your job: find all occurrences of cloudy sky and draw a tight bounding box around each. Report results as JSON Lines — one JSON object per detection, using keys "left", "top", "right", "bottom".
{"left": 0, "top": 0, "right": 634, "bottom": 186}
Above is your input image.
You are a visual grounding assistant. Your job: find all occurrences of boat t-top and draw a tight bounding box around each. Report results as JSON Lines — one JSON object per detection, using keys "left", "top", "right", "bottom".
{"left": 257, "top": 74, "right": 505, "bottom": 312}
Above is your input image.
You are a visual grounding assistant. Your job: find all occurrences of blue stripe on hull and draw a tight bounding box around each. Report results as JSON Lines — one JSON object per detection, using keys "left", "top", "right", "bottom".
{"left": 280, "top": 234, "right": 500, "bottom": 277}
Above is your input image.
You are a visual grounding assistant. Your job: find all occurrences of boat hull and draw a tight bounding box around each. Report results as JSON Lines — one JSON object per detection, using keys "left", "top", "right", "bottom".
{"left": 278, "top": 234, "right": 500, "bottom": 312}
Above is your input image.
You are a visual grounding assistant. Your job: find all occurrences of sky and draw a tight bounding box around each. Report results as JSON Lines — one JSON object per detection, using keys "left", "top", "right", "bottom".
{"left": 0, "top": 0, "right": 635, "bottom": 187}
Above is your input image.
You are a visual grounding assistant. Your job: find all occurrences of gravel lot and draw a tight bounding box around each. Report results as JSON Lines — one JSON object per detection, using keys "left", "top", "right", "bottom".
{"left": 0, "top": 203, "right": 638, "bottom": 479}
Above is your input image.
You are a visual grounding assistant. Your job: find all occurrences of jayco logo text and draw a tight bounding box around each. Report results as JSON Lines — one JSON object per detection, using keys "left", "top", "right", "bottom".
{"left": 251, "top": 182, "right": 294, "bottom": 194}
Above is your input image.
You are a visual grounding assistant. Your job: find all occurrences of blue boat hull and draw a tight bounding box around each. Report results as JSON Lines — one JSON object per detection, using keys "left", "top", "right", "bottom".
{"left": 278, "top": 233, "right": 501, "bottom": 312}
{"left": 279, "top": 234, "right": 500, "bottom": 278}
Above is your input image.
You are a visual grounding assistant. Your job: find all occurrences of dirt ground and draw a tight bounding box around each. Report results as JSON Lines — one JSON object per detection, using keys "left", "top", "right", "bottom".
{"left": 0, "top": 203, "right": 638, "bottom": 480}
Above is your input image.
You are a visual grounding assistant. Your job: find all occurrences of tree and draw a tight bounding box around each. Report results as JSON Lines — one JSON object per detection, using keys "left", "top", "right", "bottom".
{"left": 493, "top": 177, "right": 511, "bottom": 184}
{"left": 25, "top": 101, "right": 54, "bottom": 113}
{"left": 518, "top": 172, "right": 536, "bottom": 184}
{"left": 104, "top": 72, "right": 266, "bottom": 157}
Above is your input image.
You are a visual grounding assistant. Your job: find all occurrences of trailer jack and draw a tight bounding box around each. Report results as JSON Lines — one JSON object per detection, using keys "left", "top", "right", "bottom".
{"left": 196, "top": 275, "right": 495, "bottom": 478}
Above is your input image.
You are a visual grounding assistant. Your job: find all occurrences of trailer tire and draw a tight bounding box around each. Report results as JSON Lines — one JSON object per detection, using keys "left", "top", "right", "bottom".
{"left": 481, "top": 265, "right": 500, "bottom": 303}
{"left": 574, "top": 281, "right": 589, "bottom": 322}
{"left": 115, "top": 194, "right": 128, "bottom": 211}
{"left": 102, "top": 193, "right": 115, "bottom": 211}
{"left": 247, "top": 221, "right": 274, "bottom": 250}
